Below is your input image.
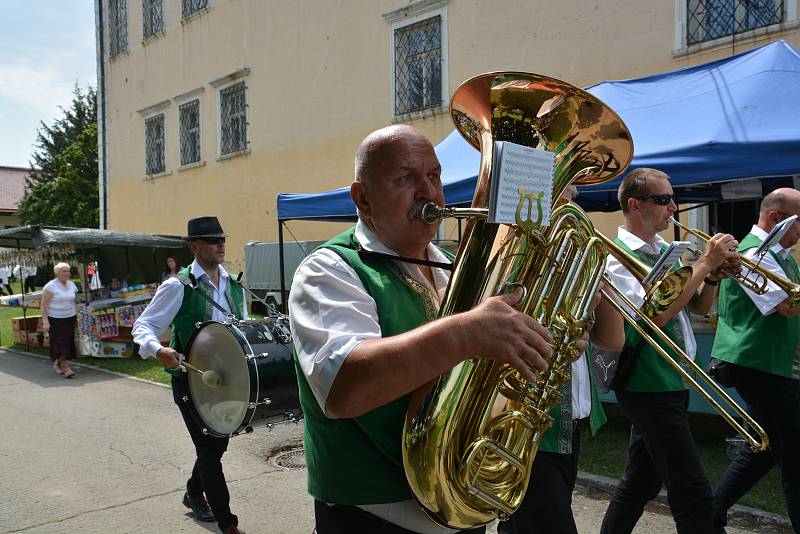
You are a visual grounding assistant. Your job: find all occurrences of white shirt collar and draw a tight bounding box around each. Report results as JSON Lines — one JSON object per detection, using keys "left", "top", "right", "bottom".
{"left": 190, "top": 259, "right": 230, "bottom": 282}
{"left": 617, "top": 226, "right": 667, "bottom": 255}
{"left": 354, "top": 219, "right": 451, "bottom": 266}
{"left": 750, "top": 225, "right": 791, "bottom": 259}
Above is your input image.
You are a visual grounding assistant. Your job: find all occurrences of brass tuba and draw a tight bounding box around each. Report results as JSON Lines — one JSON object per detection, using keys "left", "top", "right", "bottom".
{"left": 401, "top": 72, "right": 633, "bottom": 529}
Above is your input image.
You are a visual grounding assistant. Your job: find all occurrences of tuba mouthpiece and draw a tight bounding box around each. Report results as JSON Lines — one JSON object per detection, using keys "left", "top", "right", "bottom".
{"left": 421, "top": 202, "right": 445, "bottom": 224}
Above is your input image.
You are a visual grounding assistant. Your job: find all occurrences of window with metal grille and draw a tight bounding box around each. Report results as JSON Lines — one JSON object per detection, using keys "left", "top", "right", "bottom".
{"left": 394, "top": 15, "right": 442, "bottom": 116}
{"left": 219, "top": 82, "right": 247, "bottom": 155}
{"left": 108, "top": 0, "right": 128, "bottom": 57}
{"left": 182, "top": 0, "right": 208, "bottom": 18}
{"left": 686, "top": 0, "right": 783, "bottom": 45}
{"left": 179, "top": 99, "right": 201, "bottom": 165}
{"left": 145, "top": 114, "right": 166, "bottom": 175}
{"left": 142, "top": 0, "right": 164, "bottom": 39}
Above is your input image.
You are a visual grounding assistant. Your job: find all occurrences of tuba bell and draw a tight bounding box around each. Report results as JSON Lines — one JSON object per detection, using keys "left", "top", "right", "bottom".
{"left": 401, "top": 72, "right": 633, "bottom": 529}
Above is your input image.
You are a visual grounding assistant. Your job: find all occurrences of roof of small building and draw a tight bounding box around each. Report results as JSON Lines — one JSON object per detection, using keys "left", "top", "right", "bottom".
{"left": 0, "top": 166, "right": 30, "bottom": 214}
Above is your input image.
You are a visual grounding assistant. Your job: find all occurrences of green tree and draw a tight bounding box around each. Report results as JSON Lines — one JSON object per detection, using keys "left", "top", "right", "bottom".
{"left": 18, "top": 86, "right": 99, "bottom": 228}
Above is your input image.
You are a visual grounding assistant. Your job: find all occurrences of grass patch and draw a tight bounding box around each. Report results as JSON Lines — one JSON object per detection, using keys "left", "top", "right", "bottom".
{"left": 581, "top": 402, "right": 787, "bottom": 515}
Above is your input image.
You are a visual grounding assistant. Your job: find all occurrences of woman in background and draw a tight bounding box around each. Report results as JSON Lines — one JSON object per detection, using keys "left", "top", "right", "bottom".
{"left": 41, "top": 263, "right": 79, "bottom": 378}
{"left": 163, "top": 255, "right": 181, "bottom": 281}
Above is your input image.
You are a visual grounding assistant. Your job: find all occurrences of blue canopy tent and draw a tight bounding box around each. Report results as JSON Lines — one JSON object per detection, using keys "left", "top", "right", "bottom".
{"left": 275, "top": 40, "right": 800, "bottom": 303}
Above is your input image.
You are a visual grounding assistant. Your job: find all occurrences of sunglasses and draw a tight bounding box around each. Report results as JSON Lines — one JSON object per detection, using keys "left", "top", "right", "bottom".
{"left": 196, "top": 237, "right": 226, "bottom": 244}
{"left": 635, "top": 193, "right": 677, "bottom": 206}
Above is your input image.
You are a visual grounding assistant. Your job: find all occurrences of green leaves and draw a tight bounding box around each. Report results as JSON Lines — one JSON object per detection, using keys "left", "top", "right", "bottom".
{"left": 19, "top": 86, "right": 99, "bottom": 228}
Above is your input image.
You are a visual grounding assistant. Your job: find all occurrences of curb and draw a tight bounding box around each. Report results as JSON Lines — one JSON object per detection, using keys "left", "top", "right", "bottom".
{"left": 2, "top": 347, "right": 171, "bottom": 389}
{"left": 577, "top": 471, "right": 791, "bottom": 530}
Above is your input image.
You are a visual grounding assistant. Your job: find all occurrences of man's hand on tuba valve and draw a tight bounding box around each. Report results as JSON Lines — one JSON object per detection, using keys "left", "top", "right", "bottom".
{"left": 459, "top": 289, "right": 553, "bottom": 382}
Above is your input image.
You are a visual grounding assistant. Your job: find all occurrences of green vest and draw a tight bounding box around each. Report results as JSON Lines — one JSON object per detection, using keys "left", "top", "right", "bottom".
{"left": 296, "top": 227, "right": 452, "bottom": 504}
{"left": 166, "top": 266, "right": 245, "bottom": 377}
{"left": 614, "top": 239, "right": 689, "bottom": 392}
{"left": 712, "top": 233, "right": 800, "bottom": 378}
{"left": 538, "top": 346, "right": 606, "bottom": 454}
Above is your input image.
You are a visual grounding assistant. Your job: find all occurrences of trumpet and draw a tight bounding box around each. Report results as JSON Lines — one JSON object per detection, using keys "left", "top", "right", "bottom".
{"left": 670, "top": 217, "right": 800, "bottom": 300}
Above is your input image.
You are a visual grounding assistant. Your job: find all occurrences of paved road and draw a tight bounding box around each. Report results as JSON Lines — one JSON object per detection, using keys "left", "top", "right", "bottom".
{"left": 0, "top": 350, "right": 785, "bottom": 533}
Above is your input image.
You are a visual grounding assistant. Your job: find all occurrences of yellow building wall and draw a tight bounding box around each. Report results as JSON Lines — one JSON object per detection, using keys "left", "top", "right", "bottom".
{"left": 104, "top": 0, "right": 800, "bottom": 271}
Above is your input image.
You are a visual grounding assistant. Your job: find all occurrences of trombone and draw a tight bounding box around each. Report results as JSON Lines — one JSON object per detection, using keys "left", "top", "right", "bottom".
{"left": 670, "top": 217, "right": 793, "bottom": 298}
{"left": 598, "top": 273, "right": 769, "bottom": 452}
{"left": 595, "top": 226, "right": 768, "bottom": 451}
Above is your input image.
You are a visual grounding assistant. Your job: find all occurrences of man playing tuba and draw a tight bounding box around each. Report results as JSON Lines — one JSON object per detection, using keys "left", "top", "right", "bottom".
{"left": 600, "top": 168, "right": 738, "bottom": 534}
{"left": 289, "top": 124, "right": 563, "bottom": 534}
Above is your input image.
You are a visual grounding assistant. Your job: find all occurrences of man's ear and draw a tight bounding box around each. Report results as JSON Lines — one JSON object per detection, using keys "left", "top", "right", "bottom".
{"left": 351, "top": 181, "right": 370, "bottom": 218}
{"left": 627, "top": 197, "right": 638, "bottom": 213}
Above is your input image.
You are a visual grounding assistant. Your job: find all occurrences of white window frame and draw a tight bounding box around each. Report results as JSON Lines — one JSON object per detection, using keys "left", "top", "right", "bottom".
{"left": 673, "top": 0, "right": 799, "bottom": 56}
{"left": 211, "top": 69, "right": 250, "bottom": 160}
{"left": 384, "top": 0, "right": 449, "bottom": 121}
{"left": 174, "top": 88, "right": 205, "bottom": 169}
{"left": 137, "top": 100, "right": 170, "bottom": 178}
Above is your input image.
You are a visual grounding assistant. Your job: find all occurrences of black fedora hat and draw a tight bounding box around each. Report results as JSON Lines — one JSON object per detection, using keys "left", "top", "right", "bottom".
{"left": 185, "top": 216, "right": 227, "bottom": 240}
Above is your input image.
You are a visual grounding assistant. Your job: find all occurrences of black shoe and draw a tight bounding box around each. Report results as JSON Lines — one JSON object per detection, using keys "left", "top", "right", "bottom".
{"left": 182, "top": 492, "right": 216, "bottom": 522}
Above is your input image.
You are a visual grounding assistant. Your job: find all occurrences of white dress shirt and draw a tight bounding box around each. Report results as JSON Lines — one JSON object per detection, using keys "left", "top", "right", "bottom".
{"left": 570, "top": 354, "right": 592, "bottom": 419}
{"left": 605, "top": 227, "right": 697, "bottom": 358}
{"left": 739, "top": 224, "right": 795, "bottom": 315}
{"left": 290, "top": 220, "right": 451, "bottom": 416}
{"left": 289, "top": 220, "right": 455, "bottom": 534}
{"left": 132, "top": 259, "right": 247, "bottom": 359}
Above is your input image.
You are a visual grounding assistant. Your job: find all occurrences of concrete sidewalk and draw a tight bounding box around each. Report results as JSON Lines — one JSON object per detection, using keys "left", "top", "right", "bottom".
{"left": 0, "top": 349, "right": 789, "bottom": 533}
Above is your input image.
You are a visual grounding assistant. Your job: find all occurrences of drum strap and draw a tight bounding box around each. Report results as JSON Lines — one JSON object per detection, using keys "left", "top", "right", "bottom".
{"left": 176, "top": 274, "right": 235, "bottom": 319}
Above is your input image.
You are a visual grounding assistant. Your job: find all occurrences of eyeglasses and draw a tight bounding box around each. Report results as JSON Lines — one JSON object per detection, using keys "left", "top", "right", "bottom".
{"left": 634, "top": 193, "right": 677, "bottom": 206}
{"left": 196, "top": 237, "right": 226, "bottom": 244}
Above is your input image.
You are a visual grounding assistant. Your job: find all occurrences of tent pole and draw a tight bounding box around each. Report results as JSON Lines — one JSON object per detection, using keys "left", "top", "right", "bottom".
{"left": 17, "top": 238, "right": 29, "bottom": 352}
{"left": 278, "top": 220, "right": 287, "bottom": 314}
{"left": 673, "top": 205, "right": 681, "bottom": 241}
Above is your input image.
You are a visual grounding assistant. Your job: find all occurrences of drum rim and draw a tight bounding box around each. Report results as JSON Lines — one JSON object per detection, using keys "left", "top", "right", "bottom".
{"left": 183, "top": 319, "right": 262, "bottom": 437}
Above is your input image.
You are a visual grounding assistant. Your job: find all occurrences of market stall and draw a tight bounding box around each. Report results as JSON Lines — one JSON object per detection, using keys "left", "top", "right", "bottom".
{"left": 0, "top": 225, "right": 191, "bottom": 357}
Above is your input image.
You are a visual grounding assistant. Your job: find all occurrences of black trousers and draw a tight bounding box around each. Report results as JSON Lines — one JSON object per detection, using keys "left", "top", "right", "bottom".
{"left": 712, "top": 366, "right": 800, "bottom": 532}
{"left": 172, "top": 376, "right": 237, "bottom": 531}
{"left": 600, "top": 390, "right": 714, "bottom": 534}
{"left": 314, "top": 500, "right": 486, "bottom": 534}
{"left": 497, "top": 425, "right": 582, "bottom": 534}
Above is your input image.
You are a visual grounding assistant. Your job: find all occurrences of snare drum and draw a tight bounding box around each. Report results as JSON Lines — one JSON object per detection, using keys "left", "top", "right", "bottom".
{"left": 183, "top": 318, "right": 301, "bottom": 437}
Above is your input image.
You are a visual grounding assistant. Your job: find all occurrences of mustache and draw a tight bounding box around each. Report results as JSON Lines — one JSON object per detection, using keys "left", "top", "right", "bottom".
{"left": 408, "top": 199, "right": 435, "bottom": 221}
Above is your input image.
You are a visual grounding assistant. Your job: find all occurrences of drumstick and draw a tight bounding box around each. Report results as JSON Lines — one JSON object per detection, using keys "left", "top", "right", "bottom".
{"left": 181, "top": 361, "right": 224, "bottom": 388}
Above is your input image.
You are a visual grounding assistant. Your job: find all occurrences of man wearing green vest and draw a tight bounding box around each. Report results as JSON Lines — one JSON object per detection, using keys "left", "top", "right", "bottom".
{"left": 133, "top": 216, "right": 247, "bottom": 534}
{"left": 289, "top": 125, "right": 560, "bottom": 534}
{"left": 712, "top": 188, "right": 800, "bottom": 532}
{"left": 497, "top": 186, "right": 625, "bottom": 534}
{"left": 600, "top": 168, "right": 737, "bottom": 534}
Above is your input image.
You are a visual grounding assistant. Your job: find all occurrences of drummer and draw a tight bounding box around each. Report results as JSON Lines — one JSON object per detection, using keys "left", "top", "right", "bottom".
{"left": 132, "top": 216, "right": 247, "bottom": 534}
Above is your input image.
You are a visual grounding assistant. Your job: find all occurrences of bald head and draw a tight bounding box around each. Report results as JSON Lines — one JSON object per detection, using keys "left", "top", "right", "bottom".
{"left": 760, "top": 188, "right": 800, "bottom": 218}
{"left": 354, "top": 125, "right": 432, "bottom": 186}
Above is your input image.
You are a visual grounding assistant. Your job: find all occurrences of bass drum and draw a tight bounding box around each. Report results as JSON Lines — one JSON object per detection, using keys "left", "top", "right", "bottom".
{"left": 183, "top": 318, "right": 301, "bottom": 437}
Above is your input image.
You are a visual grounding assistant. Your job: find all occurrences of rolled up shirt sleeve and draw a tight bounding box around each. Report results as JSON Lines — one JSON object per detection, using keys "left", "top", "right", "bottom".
{"left": 740, "top": 247, "right": 790, "bottom": 315}
{"left": 132, "top": 279, "right": 183, "bottom": 359}
{"left": 289, "top": 248, "right": 381, "bottom": 418}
